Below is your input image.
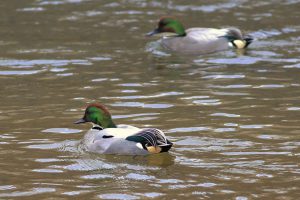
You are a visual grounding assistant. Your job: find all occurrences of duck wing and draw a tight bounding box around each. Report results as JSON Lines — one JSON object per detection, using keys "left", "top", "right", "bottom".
{"left": 126, "top": 128, "right": 173, "bottom": 153}
{"left": 162, "top": 28, "right": 230, "bottom": 54}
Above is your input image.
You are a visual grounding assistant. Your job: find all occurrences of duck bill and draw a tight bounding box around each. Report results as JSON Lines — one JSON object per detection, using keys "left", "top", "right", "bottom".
{"left": 74, "top": 118, "right": 87, "bottom": 124}
{"left": 146, "top": 28, "right": 160, "bottom": 36}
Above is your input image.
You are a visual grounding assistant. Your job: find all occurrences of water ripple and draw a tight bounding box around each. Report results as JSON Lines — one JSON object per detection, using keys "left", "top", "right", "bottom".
{"left": 0, "top": 59, "right": 91, "bottom": 67}
{"left": 32, "top": 169, "right": 64, "bottom": 173}
{"left": 203, "top": 74, "right": 245, "bottom": 79}
{"left": 210, "top": 113, "right": 240, "bottom": 118}
{"left": 168, "top": 1, "right": 245, "bottom": 13}
{"left": 98, "top": 193, "right": 139, "bottom": 200}
{"left": 51, "top": 159, "right": 117, "bottom": 171}
{"left": 193, "top": 99, "right": 222, "bottom": 106}
{"left": 0, "top": 188, "right": 56, "bottom": 197}
{"left": 168, "top": 127, "right": 211, "bottom": 133}
{"left": 42, "top": 128, "right": 82, "bottom": 134}
{"left": 113, "top": 113, "right": 159, "bottom": 119}
{"left": 102, "top": 92, "right": 184, "bottom": 100}
{"left": 125, "top": 173, "right": 155, "bottom": 181}
{"left": 0, "top": 70, "right": 45, "bottom": 75}
{"left": 0, "top": 185, "right": 16, "bottom": 191}
{"left": 111, "top": 102, "right": 173, "bottom": 109}
{"left": 81, "top": 174, "right": 114, "bottom": 180}
{"left": 221, "top": 152, "right": 291, "bottom": 156}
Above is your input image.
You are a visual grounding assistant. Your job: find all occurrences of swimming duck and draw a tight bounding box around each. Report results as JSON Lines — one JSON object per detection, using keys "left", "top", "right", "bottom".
{"left": 74, "top": 103, "right": 173, "bottom": 155}
{"left": 147, "top": 17, "right": 253, "bottom": 54}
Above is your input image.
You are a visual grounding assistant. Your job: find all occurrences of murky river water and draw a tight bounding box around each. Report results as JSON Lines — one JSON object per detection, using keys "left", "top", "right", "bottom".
{"left": 1, "top": 0, "right": 300, "bottom": 199}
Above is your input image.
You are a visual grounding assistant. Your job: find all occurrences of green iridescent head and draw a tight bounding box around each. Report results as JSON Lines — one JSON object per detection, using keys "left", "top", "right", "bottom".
{"left": 74, "top": 103, "right": 116, "bottom": 129}
{"left": 147, "top": 17, "right": 186, "bottom": 37}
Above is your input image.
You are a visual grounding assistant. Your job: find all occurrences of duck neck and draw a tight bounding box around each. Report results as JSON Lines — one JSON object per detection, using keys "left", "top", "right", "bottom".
{"left": 107, "top": 120, "right": 117, "bottom": 128}
{"left": 98, "top": 118, "right": 117, "bottom": 129}
{"left": 176, "top": 30, "right": 186, "bottom": 37}
{"left": 173, "top": 27, "right": 186, "bottom": 37}
{"left": 173, "top": 22, "right": 186, "bottom": 37}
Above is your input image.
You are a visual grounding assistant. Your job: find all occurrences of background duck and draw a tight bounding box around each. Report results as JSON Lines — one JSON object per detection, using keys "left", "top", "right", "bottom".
{"left": 147, "top": 17, "right": 253, "bottom": 54}
{"left": 74, "top": 103, "right": 173, "bottom": 155}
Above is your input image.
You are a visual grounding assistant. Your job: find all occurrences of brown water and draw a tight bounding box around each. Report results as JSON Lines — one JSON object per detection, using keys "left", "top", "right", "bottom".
{"left": 1, "top": 0, "right": 300, "bottom": 199}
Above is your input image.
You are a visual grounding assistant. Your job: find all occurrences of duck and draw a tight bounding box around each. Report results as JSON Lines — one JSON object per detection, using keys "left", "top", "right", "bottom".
{"left": 74, "top": 103, "right": 173, "bottom": 155}
{"left": 147, "top": 17, "right": 253, "bottom": 54}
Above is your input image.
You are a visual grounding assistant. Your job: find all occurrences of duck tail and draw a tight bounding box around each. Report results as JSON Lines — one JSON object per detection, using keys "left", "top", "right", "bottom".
{"left": 231, "top": 35, "right": 253, "bottom": 49}
{"left": 126, "top": 128, "right": 173, "bottom": 153}
{"left": 243, "top": 35, "right": 253, "bottom": 48}
{"left": 225, "top": 28, "right": 253, "bottom": 49}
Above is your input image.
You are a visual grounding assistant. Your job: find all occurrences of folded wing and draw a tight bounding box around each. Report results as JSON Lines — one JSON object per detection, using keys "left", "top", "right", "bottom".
{"left": 126, "top": 128, "right": 173, "bottom": 153}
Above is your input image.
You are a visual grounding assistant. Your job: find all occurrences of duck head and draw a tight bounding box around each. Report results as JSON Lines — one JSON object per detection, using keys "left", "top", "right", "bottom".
{"left": 147, "top": 17, "right": 186, "bottom": 37}
{"left": 74, "top": 103, "right": 117, "bottom": 129}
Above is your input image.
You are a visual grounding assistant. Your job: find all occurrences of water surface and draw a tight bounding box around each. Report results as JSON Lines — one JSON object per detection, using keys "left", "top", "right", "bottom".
{"left": 0, "top": 0, "right": 300, "bottom": 199}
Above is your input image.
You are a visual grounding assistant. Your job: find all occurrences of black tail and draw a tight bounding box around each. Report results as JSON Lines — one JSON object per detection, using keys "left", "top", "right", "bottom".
{"left": 126, "top": 128, "right": 173, "bottom": 153}
{"left": 159, "top": 140, "right": 173, "bottom": 152}
{"left": 243, "top": 35, "right": 253, "bottom": 48}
